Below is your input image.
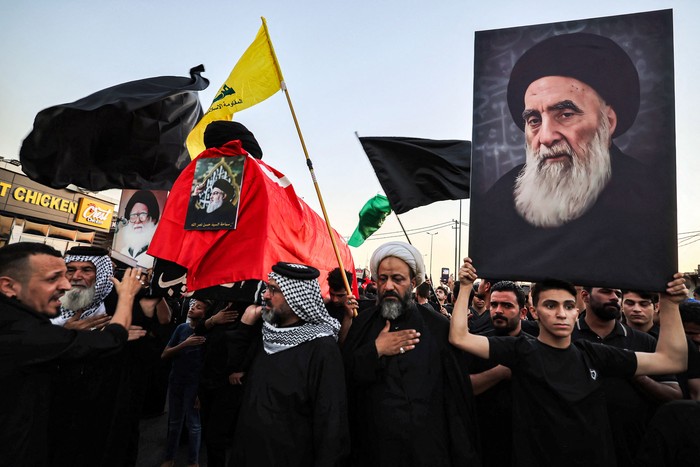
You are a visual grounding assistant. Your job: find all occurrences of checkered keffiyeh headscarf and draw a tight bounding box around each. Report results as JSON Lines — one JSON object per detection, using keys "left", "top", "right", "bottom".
{"left": 262, "top": 263, "right": 340, "bottom": 354}
{"left": 51, "top": 252, "right": 114, "bottom": 326}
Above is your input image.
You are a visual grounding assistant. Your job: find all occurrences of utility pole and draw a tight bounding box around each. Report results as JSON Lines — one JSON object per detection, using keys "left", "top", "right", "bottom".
{"left": 427, "top": 231, "right": 438, "bottom": 282}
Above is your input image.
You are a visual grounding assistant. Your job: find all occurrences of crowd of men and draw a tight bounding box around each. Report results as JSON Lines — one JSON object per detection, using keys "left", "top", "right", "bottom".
{"left": 1, "top": 238, "right": 698, "bottom": 467}
{"left": 0, "top": 28, "right": 696, "bottom": 467}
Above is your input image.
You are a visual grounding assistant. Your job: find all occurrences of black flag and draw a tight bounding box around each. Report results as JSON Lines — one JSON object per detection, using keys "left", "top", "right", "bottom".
{"left": 20, "top": 65, "right": 209, "bottom": 191}
{"left": 358, "top": 136, "right": 471, "bottom": 214}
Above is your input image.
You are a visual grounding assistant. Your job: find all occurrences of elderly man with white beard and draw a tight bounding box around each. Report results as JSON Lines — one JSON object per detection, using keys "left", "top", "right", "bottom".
{"left": 471, "top": 32, "right": 667, "bottom": 289}
{"left": 342, "top": 241, "right": 479, "bottom": 467}
{"left": 51, "top": 246, "right": 116, "bottom": 329}
{"left": 119, "top": 190, "right": 160, "bottom": 267}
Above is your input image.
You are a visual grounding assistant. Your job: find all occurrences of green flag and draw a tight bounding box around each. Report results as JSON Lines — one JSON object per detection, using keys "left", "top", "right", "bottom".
{"left": 348, "top": 195, "right": 392, "bottom": 247}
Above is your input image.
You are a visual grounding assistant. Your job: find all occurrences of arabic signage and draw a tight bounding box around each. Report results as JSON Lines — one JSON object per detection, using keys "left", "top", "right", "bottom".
{"left": 0, "top": 168, "right": 115, "bottom": 232}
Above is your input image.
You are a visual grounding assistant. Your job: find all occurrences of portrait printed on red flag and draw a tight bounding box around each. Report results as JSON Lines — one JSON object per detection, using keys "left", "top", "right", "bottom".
{"left": 113, "top": 189, "right": 168, "bottom": 269}
{"left": 185, "top": 156, "right": 245, "bottom": 231}
{"left": 468, "top": 10, "right": 677, "bottom": 291}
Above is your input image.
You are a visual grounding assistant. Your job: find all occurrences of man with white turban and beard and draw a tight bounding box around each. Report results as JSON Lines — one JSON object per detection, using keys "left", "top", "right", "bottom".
{"left": 471, "top": 32, "right": 669, "bottom": 288}
{"left": 342, "top": 241, "right": 479, "bottom": 467}
{"left": 227, "top": 262, "right": 350, "bottom": 467}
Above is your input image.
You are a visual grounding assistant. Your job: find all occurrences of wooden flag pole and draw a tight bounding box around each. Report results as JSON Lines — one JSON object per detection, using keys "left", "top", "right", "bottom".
{"left": 261, "top": 18, "right": 354, "bottom": 298}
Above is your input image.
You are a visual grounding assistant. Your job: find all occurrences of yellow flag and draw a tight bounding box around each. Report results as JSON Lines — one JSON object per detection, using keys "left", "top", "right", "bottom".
{"left": 186, "top": 17, "right": 283, "bottom": 158}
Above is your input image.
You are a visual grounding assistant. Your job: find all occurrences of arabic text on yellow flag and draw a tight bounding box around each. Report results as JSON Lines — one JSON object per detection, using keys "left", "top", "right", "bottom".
{"left": 187, "top": 18, "right": 283, "bottom": 158}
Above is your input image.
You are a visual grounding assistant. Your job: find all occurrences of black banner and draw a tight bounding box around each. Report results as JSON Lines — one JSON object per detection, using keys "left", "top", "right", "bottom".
{"left": 20, "top": 65, "right": 209, "bottom": 191}
{"left": 359, "top": 136, "right": 471, "bottom": 214}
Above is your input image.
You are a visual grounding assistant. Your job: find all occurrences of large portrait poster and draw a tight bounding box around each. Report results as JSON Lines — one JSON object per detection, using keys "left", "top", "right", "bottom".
{"left": 113, "top": 189, "right": 168, "bottom": 269}
{"left": 185, "top": 156, "right": 245, "bottom": 231}
{"left": 469, "top": 10, "right": 676, "bottom": 291}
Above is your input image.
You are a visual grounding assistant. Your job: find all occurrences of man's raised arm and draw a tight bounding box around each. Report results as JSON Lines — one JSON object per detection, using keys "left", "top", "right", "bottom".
{"left": 635, "top": 273, "right": 688, "bottom": 376}
{"left": 448, "top": 257, "right": 490, "bottom": 359}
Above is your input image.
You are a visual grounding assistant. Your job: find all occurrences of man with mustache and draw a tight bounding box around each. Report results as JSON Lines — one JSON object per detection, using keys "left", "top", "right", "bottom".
{"left": 343, "top": 241, "right": 479, "bottom": 467}
{"left": 468, "top": 280, "right": 533, "bottom": 467}
{"left": 472, "top": 32, "right": 668, "bottom": 288}
{"left": 228, "top": 262, "right": 350, "bottom": 466}
{"left": 573, "top": 287, "right": 680, "bottom": 466}
{"left": 51, "top": 246, "right": 116, "bottom": 329}
{"left": 0, "top": 242, "right": 142, "bottom": 466}
{"left": 450, "top": 258, "right": 689, "bottom": 467}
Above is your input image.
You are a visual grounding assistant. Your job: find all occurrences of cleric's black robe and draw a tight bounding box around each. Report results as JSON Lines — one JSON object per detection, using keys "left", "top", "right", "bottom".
{"left": 229, "top": 324, "right": 350, "bottom": 467}
{"left": 343, "top": 303, "right": 480, "bottom": 467}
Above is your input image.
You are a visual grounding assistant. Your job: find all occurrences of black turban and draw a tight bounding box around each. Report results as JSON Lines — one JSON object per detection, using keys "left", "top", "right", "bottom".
{"left": 65, "top": 246, "right": 110, "bottom": 257}
{"left": 124, "top": 190, "right": 160, "bottom": 223}
{"left": 212, "top": 178, "right": 235, "bottom": 199}
{"left": 203, "top": 121, "right": 263, "bottom": 158}
{"left": 271, "top": 262, "right": 320, "bottom": 280}
{"left": 507, "top": 32, "right": 640, "bottom": 138}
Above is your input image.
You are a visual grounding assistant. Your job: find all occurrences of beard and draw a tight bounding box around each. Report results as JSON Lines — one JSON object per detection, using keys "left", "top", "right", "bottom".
{"left": 60, "top": 284, "right": 96, "bottom": 312}
{"left": 513, "top": 113, "right": 612, "bottom": 228}
{"left": 590, "top": 300, "right": 621, "bottom": 321}
{"left": 491, "top": 315, "right": 520, "bottom": 336}
{"left": 122, "top": 220, "right": 156, "bottom": 254}
{"left": 379, "top": 289, "right": 412, "bottom": 320}
{"left": 262, "top": 305, "right": 278, "bottom": 325}
{"left": 206, "top": 198, "right": 223, "bottom": 213}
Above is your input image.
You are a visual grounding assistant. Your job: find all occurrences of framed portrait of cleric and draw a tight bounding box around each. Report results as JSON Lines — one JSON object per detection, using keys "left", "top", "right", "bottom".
{"left": 112, "top": 189, "right": 168, "bottom": 269}
{"left": 468, "top": 9, "right": 676, "bottom": 291}
{"left": 185, "top": 156, "right": 245, "bottom": 231}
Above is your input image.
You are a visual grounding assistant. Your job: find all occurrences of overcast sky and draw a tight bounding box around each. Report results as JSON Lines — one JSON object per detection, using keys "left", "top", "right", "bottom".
{"left": 1, "top": 0, "right": 698, "bottom": 279}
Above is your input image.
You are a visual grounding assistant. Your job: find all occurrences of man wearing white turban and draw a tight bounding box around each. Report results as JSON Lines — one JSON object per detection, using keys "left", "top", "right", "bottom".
{"left": 343, "top": 242, "right": 479, "bottom": 467}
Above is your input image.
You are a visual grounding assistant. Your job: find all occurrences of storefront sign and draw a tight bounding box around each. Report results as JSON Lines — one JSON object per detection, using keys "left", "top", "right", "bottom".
{"left": 74, "top": 198, "right": 114, "bottom": 230}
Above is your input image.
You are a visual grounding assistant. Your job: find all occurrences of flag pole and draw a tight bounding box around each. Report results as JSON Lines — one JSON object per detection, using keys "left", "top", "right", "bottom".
{"left": 261, "top": 18, "right": 353, "bottom": 297}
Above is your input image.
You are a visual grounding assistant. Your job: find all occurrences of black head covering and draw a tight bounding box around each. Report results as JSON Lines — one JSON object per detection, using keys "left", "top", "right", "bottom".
{"left": 507, "top": 32, "right": 640, "bottom": 138}
{"left": 203, "top": 121, "right": 263, "bottom": 158}
{"left": 124, "top": 190, "right": 160, "bottom": 223}
{"left": 212, "top": 178, "right": 235, "bottom": 199}
{"left": 271, "top": 262, "right": 320, "bottom": 280}
{"left": 65, "top": 246, "right": 110, "bottom": 257}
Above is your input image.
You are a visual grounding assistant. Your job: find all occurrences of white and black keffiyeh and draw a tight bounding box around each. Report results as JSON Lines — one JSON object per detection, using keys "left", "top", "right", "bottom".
{"left": 262, "top": 263, "right": 340, "bottom": 354}
{"left": 51, "top": 253, "right": 114, "bottom": 326}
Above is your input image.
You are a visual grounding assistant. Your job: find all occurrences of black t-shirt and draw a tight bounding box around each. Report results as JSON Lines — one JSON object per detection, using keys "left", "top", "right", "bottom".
{"left": 572, "top": 319, "right": 674, "bottom": 467}
{"left": 469, "top": 330, "right": 534, "bottom": 467}
{"left": 469, "top": 307, "right": 493, "bottom": 334}
{"left": 678, "top": 337, "right": 700, "bottom": 399}
{"left": 488, "top": 335, "right": 637, "bottom": 467}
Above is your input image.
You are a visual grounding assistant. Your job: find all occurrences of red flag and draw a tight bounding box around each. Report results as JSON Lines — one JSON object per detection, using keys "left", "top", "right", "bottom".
{"left": 148, "top": 141, "right": 356, "bottom": 296}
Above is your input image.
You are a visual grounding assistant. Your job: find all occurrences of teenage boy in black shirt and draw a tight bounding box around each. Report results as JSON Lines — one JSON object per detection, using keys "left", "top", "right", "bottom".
{"left": 449, "top": 258, "right": 688, "bottom": 467}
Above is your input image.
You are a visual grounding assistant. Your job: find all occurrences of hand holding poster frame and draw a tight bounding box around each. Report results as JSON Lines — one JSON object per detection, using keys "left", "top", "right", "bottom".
{"left": 469, "top": 9, "right": 676, "bottom": 291}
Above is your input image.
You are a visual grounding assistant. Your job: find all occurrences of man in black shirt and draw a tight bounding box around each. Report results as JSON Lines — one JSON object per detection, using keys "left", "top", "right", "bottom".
{"left": 574, "top": 287, "right": 681, "bottom": 466}
{"left": 468, "top": 280, "right": 533, "bottom": 467}
{"left": 0, "top": 242, "right": 142, "bottom": 466}
{"left": 450, "top": 258, "right": 688, "bottom": 467}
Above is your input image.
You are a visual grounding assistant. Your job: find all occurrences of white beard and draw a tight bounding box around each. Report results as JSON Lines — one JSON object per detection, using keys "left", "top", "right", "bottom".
{"left": 206, "top": 198, "right": 223, "bottom": 213}
{"left": 60, "top": 284, "right": 96, "bottom": 312}
{"left": 122, "top": 220, "right": 157, "bottom": 255}
{"left": 513, "top": 115, "right": 612, "bottom": 228}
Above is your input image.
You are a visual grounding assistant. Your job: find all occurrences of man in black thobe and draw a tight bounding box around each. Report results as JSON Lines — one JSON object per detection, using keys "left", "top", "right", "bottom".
{"left": 229, "top": 262, "right": 350, "bottom": 467}
{"left": 343, "top": 241, "right": 480, "bottom": 467}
